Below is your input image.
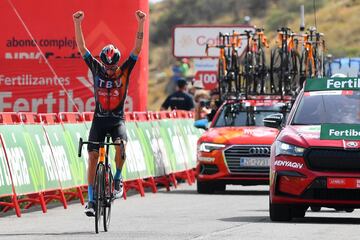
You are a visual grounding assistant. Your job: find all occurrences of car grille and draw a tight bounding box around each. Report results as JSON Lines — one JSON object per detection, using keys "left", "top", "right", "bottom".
{"left": 302, "top": 178, "right": 360, "bottom": 201}
{"left": 224, "top": 145, "right": 271, "bottom": 174}
{"left": 305, "top": 148, "right": 360, "bottom": 172}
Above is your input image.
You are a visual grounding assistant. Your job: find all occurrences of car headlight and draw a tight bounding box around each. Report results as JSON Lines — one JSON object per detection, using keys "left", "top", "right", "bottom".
{"left": 275, "top": 141, "right": 305, "bottom": 157}
{"left": 198, "top": 142, "right": 226, "bottom": 153}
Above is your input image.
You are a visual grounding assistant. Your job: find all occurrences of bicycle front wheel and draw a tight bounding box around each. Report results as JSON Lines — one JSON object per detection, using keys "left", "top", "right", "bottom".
{"left": 103, "top": 166, "right": 113, "bottom": 232}
{"left": 94, "top": 163, "right": 105, "bottom": 234}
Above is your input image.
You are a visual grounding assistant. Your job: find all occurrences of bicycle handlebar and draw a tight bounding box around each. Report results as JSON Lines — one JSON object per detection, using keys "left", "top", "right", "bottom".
{"left": 78, "top": 137, "right": 123, "bottom": 157}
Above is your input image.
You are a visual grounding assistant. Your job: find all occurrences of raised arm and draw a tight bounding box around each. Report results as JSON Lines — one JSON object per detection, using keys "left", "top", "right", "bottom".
{"left": 73, "top": 11, "right": 88, "bottom": 56}
{"left": 131, "top": 10, "right": 146, "bottom": 56}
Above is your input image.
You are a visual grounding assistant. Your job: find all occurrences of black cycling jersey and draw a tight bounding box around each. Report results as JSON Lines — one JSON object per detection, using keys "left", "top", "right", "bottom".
{"left": 83, "top": 51, "right": 137, "bottom": 120}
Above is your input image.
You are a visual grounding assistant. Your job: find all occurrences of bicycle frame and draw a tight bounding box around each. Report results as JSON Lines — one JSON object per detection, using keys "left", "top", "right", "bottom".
{"left": 78, "top": 137, "right": 123, "bottom": 234}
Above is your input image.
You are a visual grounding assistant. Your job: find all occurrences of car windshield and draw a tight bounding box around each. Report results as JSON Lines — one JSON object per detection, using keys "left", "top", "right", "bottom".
{"left": 292, "top": 91, "right": 360, "bottom": 125}
{"left": 213, "top": 103, "right": 286, "bottom": 127}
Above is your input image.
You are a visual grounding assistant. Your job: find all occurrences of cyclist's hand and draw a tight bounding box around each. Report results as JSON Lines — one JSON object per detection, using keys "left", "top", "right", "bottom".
{"left": 135, "top": 10, "right": 146, "bottom": 23}
{"left": 73, "top": 11, "right": 84, "bottom": 23}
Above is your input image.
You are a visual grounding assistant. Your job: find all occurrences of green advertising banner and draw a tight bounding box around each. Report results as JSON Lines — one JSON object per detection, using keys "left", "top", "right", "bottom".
{"left": 320, "top": 124, "right": 360, "bottom": 140}
{"left": 42, "top": 125, "right": 77, "bottom": 189}
{"left": 173, "top": 119, "right": 194, "bottom": 169}
{"left": 0, "top": 125, "right": 38, "bottom": 195}
{"left": 158, "top": 119, "right": 188, "bottom": 172}
{"left": 23, "top": 125, "right": 63, "bottom": 192}
{"left": 136, "top": 121, "right": 170, "bottom": 177}
{"left": 176, "top": 119, "right": 199, "bottom": 168}
{"left": 61, "top": 123, "right": 90, "bottom": 186}
{"left": 123, "top": 122, "right": 150, "bottom": 180}
{"left": 304, "top": 77, "right": 360, "bottom": 92}
{"left": 149, "top": 120, "right": 173, "bottom": 175}
{"left": 0, "top": 135, "right": 13, "bottom": 197}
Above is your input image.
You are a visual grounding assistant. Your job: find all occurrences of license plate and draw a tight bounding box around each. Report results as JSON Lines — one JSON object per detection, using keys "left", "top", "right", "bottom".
{"left": 327, "top": 178, "right": 360, "bottom": 189}
{"left": 239, "top": 157, "right": 269, "bottom": 167}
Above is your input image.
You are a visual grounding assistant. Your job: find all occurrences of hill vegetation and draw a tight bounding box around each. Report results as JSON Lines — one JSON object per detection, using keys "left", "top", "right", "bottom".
{"left": 147, "top": 0, "right": 360, "bottom": 110}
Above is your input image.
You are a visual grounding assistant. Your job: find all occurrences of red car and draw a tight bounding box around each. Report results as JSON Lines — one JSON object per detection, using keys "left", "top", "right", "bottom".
{"left": 195, "top": 96, "right": 291, "bottom": 194}
{"left": 266, "top": 77, "right": 360, "bottom": 221}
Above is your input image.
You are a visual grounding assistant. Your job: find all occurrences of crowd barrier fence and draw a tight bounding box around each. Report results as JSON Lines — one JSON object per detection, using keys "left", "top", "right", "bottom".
{"left": 0, "top": 111, "right": 202, "bottom": 217}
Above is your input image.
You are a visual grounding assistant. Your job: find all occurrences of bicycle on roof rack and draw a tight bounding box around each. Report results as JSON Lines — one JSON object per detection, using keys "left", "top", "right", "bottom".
{"left": 206, "top": 31, "right": 242, "bottom": 102}
{"left": 299, "top": 26, "right": 326, "bottom": 87}
{"left": 241, "top": 27, "right": 269, "bottom": 96}
{"left": 78, "top": 135, "right": 124, "bottom": 234}
{"left": 270, "top": 27, "right": 301, "bottom": 98}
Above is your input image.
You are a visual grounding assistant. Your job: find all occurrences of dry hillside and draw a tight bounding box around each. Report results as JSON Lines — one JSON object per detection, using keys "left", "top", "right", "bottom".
{"left": 147, "top": 0, "right": 360, "bottom": 110}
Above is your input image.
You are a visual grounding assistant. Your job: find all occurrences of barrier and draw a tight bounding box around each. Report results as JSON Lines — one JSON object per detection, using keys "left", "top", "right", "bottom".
{"left": 0, "top": 113, "right": 46, "bottom": 216}
{"left": 155, "top": 112, "right": 194, "bottom": 185}
{"left": 58, "top": 112, "right": 89, "bottom": 205}
{"left": 135, "top": 112, "right": 172, "bottom": 191}
{"left": 0, "top": 110, "right": 199, "bottom": 216}
{"left": 21, "top": 113, "right": 65, "bottom": 211}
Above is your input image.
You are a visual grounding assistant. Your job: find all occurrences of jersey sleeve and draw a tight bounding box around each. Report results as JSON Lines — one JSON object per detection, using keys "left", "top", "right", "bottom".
{"left": 120, "top": 53, "right": 138, "bottom": 75}
{"left": 83, "top": 50, "right": 102, "bottom": 75}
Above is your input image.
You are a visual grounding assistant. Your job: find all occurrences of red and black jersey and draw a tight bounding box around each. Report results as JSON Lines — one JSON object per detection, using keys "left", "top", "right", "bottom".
{"left": 83, "top": 51, "right": 137, "bottom": 120}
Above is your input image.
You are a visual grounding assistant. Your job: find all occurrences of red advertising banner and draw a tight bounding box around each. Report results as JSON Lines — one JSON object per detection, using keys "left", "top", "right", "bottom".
{"left": 0, "top": 0, "right": 149, "bottom": 113}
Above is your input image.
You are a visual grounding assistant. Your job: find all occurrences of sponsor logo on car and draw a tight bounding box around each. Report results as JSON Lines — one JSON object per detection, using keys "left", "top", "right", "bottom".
{"left": 274, "top": 160, "right": 303, "bottom": 169}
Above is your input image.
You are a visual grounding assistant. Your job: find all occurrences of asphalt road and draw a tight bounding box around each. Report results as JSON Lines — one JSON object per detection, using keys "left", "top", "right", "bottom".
{"left": 1, "top": 184, "right": 360, "bottom": 240}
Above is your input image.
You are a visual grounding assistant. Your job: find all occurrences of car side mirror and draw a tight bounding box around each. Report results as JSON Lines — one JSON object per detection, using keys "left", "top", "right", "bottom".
{"left": 263, "top": 113, "right": 283, "bottom": 129}
{"left": 194, "top": 118, "right": 209, "bottom": 130}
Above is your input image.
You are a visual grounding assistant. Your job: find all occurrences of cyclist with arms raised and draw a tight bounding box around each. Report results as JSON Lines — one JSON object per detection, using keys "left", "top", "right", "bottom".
{"left": 73, "top": 9, "right": 146, "bottom": 216}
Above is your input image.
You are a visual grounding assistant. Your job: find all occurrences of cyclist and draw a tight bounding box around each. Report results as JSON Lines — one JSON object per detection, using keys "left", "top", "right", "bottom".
{"left": 73, "top": 9, "right": 146, "bottom": 216}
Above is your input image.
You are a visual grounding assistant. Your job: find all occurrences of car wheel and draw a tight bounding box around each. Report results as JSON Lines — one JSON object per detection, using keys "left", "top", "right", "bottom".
{"left": 269, "top": 201, "right": 292, "bottom": 221}
{"left": 292, "top": 206, "right": 307, "bottom": 218}
{"left": 197, "top": 180, "right": 214, "bottom": 194}
{"left": 215, "top": 183, "right": 226, "bottom": 192}
{"left": 310, "top": 206, "right": 321, "bottom": 212}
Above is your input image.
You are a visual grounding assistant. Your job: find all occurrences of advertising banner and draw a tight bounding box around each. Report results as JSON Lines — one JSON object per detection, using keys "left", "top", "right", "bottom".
{"left": 136, "top": 121, "right": 167, "bottom": 177}
{"left": 158, "top": 119, "right": 188, "bottom": 172}
{"left": 0, "top": 125, "right": 38, "bottom": 195}
{"left": 176, "top": 119, "right": 199, "bottom": 168}
{"left": 0, "top": 0, "right": 149, "bottom": 113}
{"left": 61, "top": 123, "right": 90, "bottom": 186}
{"left": 193, "top": 58, "right": 218, "bottom": 90}
{"left": 173, "top": 25, "right": 254, "bottom": 57}
{"left": 150, "top": 120, "right": 173, "bottom": 175}
{"left": 304, "top": 77, "right": 360, "bottom": 92}
{"left": 320, "top": 124, "right": 360, "bottom": 140}
{"left": 123, "top": 122, "right": 150, "bottom": 180}
{"left": 23, "top": 125, "right": 63, "bottom": 191}
{"left": 0, "top": 135, "right": 14, "bottom": 197}
{"left": 42, "top": 125, "right": 77, "bottom": 188}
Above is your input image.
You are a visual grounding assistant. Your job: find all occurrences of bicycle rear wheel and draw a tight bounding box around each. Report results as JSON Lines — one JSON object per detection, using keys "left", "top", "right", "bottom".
{"left": 270, "top": 48, "right": 281, "bottom": 94}
{"left": 94, "top": 163, "right": 105, "bottom": 234}
{"left": 103, "top": 166, "right": 113, "bottom": 232}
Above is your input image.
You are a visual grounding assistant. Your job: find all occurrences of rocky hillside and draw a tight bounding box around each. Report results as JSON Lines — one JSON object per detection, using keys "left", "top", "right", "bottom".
{"left": 147, "top": 0, "right": 360, "bottom": 110}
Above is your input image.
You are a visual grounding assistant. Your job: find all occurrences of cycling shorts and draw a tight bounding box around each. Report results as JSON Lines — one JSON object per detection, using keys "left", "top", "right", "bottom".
{"left": 87, "top": 117, "right": 127, "bottom": 152}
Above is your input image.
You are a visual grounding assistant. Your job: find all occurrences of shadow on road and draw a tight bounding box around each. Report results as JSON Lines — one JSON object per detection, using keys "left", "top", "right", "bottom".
{"left": 219, "top": 215, "right": 360, "bottom": 225}
{"left": 0, "top": 231, "right": 94, "bottom": 237}
{"left": 292, "top": 216, "right": 360, "bottom": 224}
{"left": 219, "top": 216, "right": 269, "bottom": 223}
{"left": 159, "top": 189, "right": 269, "bottom": 196}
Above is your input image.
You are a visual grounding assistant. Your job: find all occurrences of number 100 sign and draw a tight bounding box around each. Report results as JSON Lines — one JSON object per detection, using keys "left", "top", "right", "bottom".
{"left": 194, "top": 71, "right": 218, "bottom": 90}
